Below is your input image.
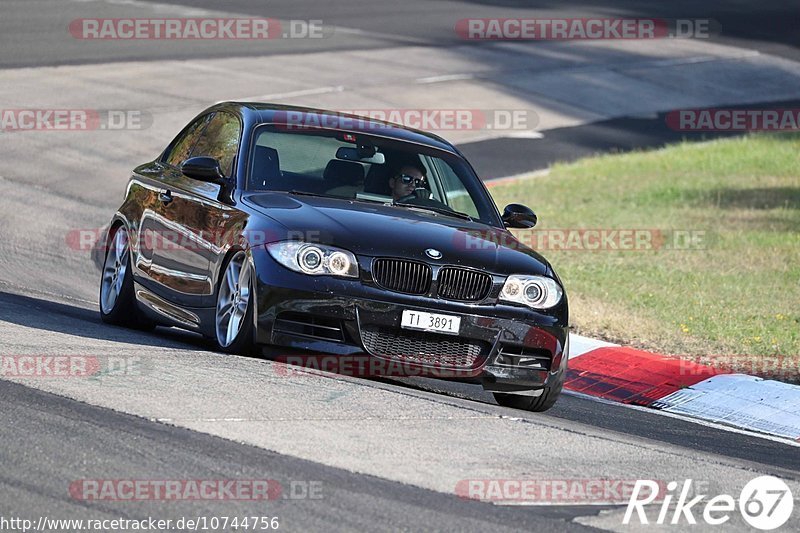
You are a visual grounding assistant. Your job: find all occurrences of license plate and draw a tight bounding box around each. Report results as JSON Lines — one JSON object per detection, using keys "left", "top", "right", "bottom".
{"left": 401, "top": 310, "right": 461, "bottom": 335}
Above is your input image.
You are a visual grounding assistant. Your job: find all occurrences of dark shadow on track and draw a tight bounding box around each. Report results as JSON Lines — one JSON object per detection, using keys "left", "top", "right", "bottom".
{"left": 461, "top": 99, "right": 800, "bottom": 179}
{"left": 0, "top": 379, "right": 601, "bottom": 530}
{"left": 0, "top": 291, "right": 212, "bottom": 350}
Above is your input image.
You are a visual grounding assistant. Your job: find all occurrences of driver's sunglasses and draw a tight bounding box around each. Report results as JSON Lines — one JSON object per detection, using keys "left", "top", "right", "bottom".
{"left": 398, "top": 174, "right": 426, "bottom": 186}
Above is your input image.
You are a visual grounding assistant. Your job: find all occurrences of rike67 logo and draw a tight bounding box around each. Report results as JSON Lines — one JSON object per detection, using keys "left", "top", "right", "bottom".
{"left": 624, "top": 476, "right": 794, "bottom": 530}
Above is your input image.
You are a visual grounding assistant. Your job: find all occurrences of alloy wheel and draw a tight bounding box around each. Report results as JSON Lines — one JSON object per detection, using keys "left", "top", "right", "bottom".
{"left": 215, "top": 252, "right": 252, "bottom": 348}
{"left": 100, "top": 228, "right": 129, "bottom": 314}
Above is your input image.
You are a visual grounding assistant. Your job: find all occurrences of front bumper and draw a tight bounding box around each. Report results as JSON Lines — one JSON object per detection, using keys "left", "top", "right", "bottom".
{"left": 252, "top": 247, "right": 569, "bottom": 392}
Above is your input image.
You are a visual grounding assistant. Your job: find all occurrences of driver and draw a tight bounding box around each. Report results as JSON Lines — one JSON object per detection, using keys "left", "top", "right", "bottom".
{"left": 389, "top": 164, "right": 428, "bottom": 201}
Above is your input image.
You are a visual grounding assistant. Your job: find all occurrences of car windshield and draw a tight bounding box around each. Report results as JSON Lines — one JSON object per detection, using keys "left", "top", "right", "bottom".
{"left": 247, "top": 125, "right": 502, "bottom": 226}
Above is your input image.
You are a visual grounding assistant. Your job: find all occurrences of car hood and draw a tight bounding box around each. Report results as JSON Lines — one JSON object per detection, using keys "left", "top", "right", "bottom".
{"left": 242, "top": 193, "right": 549, "bottom": 275}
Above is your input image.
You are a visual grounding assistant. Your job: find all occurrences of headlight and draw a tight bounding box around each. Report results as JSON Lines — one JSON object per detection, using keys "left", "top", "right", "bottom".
{"left": 267, "top": 241, "right": 359, "bottom": 278}
{"left": 499, "top": 275, "right": 562, "bottom": 309}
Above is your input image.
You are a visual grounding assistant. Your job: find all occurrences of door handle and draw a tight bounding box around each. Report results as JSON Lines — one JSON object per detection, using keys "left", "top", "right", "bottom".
{"left": 159, "top": 190, "right": 173, "bottom": 205}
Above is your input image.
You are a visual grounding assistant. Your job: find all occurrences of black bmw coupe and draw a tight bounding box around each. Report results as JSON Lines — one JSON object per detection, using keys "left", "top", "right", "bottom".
{"left": 98, "top": 102, "right": 569, "bottom": 411}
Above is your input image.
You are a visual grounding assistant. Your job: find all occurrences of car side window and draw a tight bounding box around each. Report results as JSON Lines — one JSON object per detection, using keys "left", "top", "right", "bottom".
{"left": 164, "top": 114, "right": 212, "bottom": 167}
{"left": 430, "top": 157, "right": 481, "bottom": 219}
{"left": 189, "top": 112, "right": 241, "bottom": 177}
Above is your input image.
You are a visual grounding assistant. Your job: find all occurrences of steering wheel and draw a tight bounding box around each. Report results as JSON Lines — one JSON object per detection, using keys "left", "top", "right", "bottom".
{"left": 395, "top": 187, "right": 432, "bottom": 204}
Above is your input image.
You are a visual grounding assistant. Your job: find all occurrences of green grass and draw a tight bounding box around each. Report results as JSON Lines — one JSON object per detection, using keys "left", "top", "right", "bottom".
{"left": 489, "top": 134, "right": 800, "bottom": 361}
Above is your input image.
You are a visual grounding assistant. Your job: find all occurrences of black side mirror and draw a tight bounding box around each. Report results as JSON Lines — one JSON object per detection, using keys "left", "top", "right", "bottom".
{"left": 502, "top": 203, "right": 537, "bottom": 228}
{"left": 181, "top": 156, "right": 225, "bottom": 184}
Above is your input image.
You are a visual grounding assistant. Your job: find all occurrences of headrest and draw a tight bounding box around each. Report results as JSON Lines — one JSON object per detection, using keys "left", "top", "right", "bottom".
{"left": 323, "top": 159, "right": 365, "bottom": 185}
{"left": 251, "top": 146, "right": 281, "bottom": 187}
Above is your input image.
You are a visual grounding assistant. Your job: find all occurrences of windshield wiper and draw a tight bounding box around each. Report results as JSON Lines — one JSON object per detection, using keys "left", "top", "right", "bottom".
{"left": 393, "top": 202, "right": 473, "bottom": 221}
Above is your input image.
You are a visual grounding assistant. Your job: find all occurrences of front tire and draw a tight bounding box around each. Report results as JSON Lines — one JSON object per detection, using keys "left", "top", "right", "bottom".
{"left": 493, "top": 378, "right": 563, "bottom": 412}
{"left": 214, "top": 251, "right": 256, "bottom": 354}
{"left": 99, "top": 225, "right": 154, "bottom": 329}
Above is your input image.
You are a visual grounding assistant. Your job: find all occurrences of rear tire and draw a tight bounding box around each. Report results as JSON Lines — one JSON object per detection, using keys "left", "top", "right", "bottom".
{"left": 99, "top": 225, "right": 155, "bottom": 330}
{"left": 493, "top": 379, "right": 563, "bottom": 412}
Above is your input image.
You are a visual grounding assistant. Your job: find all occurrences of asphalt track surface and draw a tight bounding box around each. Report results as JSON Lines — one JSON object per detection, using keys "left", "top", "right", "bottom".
{"left": 2, "top": 1, "right": 800, "bottom": 531}
{"left": 2, "top": 288, "right": 799, "bottom": 531}
{"left": 3, "top": 1, "right": 799, "bottom": 173}
{"left": 2, "top": 0, "right": 798, "bottom": 68}
{"left": 0, "top": 379, "right": 594, "bottom": 532}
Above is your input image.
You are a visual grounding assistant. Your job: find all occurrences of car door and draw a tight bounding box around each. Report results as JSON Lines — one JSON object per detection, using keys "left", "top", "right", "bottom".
{"left": 133, "top": 113, "right": 212, "bottom": 294}
{"left": 150, "top": 111, "right": 243, "bottom": 308}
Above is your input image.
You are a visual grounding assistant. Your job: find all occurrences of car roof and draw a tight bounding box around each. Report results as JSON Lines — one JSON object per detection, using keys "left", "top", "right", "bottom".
{"left": 213, "top": 101, "right": 462, "bottom": 155}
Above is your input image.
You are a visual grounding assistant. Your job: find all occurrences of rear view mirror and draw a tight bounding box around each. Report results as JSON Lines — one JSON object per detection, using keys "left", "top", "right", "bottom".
{"left": 336, "top": 146, "right": 385, "bottom": 165}
{"left": 181, "top": 156, "right": 225, "bottom": 184}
